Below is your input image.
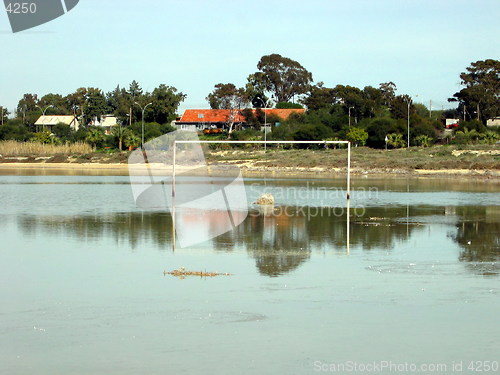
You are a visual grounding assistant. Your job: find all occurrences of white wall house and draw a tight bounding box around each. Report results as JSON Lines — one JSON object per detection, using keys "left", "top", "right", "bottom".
{"left": 35, "top": 115, "right": 79, "bottom": 132}
{"left": 486, "top": 117, "right": 500, "bottom": 127}
{"left": 89, "top": 115, "right": 119, "bottom": 134}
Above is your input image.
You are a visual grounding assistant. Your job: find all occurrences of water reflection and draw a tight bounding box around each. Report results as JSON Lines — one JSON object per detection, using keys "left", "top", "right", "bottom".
{"left": 453, "top": 206, "right": 500, "bottom": 276}
{"left": 14, "top": 204, "right": 498, "bottom": 277}
{"left": 17, "top": 212, "right": 173, "bottom": 250}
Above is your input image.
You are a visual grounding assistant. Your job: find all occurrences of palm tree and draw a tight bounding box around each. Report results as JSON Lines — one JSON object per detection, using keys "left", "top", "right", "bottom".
{"left": 111, "top": 125, "right": 128, "bottom": 150}
{"left": 387, "top": 133, "right": 406, "bottom": 148}
{"left": 455, "top": 128, "right": 479, "bottom": 144}
{"left": 85, "top": 128, "right": 106, "bottom": 149}
{"left": 124, "top": 133, "right": 140, "bottom": 151}
{"left": 414, "top": 135, "right": 433, "bottom": 147}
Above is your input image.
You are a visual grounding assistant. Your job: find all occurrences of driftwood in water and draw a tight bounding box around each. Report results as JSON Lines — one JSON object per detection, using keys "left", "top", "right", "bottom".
{"left": 165, "top": 267, "right": 232, "bottom": 278}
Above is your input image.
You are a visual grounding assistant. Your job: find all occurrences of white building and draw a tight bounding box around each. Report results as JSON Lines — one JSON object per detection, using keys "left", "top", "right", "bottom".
{"left": 89, "top": 115, "right": 119, "bottom": 134}
{"left": 35, "top": 115, "right": 79, "bottom": 132}
{"left": 486, "top": 117, "right": 500, "bottom": 127}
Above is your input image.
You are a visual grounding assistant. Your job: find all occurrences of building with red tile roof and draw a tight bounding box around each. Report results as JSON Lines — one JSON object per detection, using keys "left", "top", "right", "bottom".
{"left": 174, "top": 108, "right": 305, "bottom": 132}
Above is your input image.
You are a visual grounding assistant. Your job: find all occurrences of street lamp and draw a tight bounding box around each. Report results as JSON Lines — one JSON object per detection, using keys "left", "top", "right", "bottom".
{"left": 35, "top": 104, "right": 53, "bottom": 132}
{"left": 403, "top": 97, "right": 411, "bottom": 148}
{"left": 35, "top": 104, "right": 53, "bottom": 116}
{"left": 255, "top": 96, "right": 269, "bottom": 152}
{"left": 134, "top": 102, "right": 152, "bottom": 149}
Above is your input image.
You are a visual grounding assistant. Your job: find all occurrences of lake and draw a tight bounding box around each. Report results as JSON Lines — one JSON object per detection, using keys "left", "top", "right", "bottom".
{"left": 0, "top": 174, "right": 499, "bottom": 374}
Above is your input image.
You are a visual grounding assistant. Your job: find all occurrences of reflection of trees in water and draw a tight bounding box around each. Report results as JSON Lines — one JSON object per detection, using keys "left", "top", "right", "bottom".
{"left": 215, "top": 209, "right": 311, "bottom": 277}
{"left": 341, "top": 206, "right": 422, "bottom": 250}
{"left": 452, "top": 206, "right": 500, "bottom": 276}
{"left": 16, "top": 204, "right": 498, "bottom": 277}
{"left": 213, "top": 206, "right": 424, "bottom": 276}
{"left": 18, "top": 212, "right": 173, "bottom": 249}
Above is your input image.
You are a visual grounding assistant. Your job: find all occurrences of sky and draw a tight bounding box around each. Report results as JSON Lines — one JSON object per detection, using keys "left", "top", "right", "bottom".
{"left": 0, "top": 0, "right": 499, "bottom": 116}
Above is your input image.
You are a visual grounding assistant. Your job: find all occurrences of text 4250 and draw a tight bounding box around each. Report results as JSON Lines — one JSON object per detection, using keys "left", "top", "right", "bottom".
{"left": 5, "top": 3, "right": 37, "bottom": 14}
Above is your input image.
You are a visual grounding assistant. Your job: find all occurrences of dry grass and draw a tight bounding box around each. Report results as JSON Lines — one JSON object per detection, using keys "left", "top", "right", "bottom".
{"left": 0, "top": 140, "right": 92, "bottom": 156}
{"left": 206, "top": 145, "right": 500, "bottom": 171}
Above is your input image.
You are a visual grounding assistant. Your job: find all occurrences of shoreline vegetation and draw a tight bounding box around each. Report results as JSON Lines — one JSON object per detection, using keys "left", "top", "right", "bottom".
{"left": 0, "top": 141, "right": 498, "bottom": 178}
{"left": 1, "top": 58, "right": 498, "bottom": 182}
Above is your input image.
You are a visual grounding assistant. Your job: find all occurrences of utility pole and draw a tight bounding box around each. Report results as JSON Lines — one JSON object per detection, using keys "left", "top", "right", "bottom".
{"left": 429, "top": 100, "right": 432, "bottom": 118}
{"left": 1, "top": 107, "right": 3, "bottom": 126}
{"left": 348, "top": 106, "right": 354, "bottom": 127}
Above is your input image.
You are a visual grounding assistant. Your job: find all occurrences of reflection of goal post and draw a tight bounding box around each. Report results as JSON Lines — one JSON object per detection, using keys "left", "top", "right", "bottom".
{"left": 172, "top": 140, "right": 351, "bottom": 200}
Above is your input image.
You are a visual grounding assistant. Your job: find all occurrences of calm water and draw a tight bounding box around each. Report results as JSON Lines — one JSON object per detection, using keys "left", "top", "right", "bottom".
{"left": 0, "top": 175, "right": 499, "bottom": 374}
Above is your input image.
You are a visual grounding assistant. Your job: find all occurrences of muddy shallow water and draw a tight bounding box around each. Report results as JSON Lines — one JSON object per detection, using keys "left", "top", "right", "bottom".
{"left": 0, "top": 175, "right": 498, "bottom": 374}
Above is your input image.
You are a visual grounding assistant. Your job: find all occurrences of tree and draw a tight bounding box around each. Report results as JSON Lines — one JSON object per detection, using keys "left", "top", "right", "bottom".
{"left": 302, "top": 84, "right": 335, "bottom": 111}
{"left": 65, "top": 87, "right": 88, "bottom": 118}
{"left": 331, "top": 84, "right": 367, "bottom": 123}
{"left": 414, "top": 135, "right": 433, "bottom": 147}
{"left": 85, "top": 89, "right": 110, "bottom": 125}
{"left": 107, "top": 85, "right": 134, "bottom": 125}
{"left": 390, "top": 95, "right": 414, "bottom": 120}
{"left": 362, "top": 86, "right": 385, "bottom": 117}
{"left": 379, "top": 82, "right": 397, "bottom": 107}
{"left": 149, "top": 84, "right": 186, "bottom": 124}
{"left": 454, "top": 127, "right": 481, "bottom": 144}
{"left": 111, "top": 125, "right": 129, "bottom": 150}
{"left": 128, "top": 80, "right": 143, "bottom": 99}
{"left": 293, "top": 123, "right": 333, "bottom": 142}
{"left": 124, "top": 132, "right": 140, "bottom": 150}
{"left": 128, "top": 81, "right": 148, "bottom": 125}
{"left": 386, "top": 133, "right": 406, "bottom": 148}
{"left": 206, "top": 83, "right": 248, "bottom": 133}
{"left": 275, "top": 102, "right": 303, "bottom": 109}
{"left": 241, "top": 108, "right": 260, "bottom": 128}
{"left": 0, "top": 106, "right": 10, "bottom": 125}
{"left": 479, "top": 131, "right": 500, "bottom": 145}
{"left": 365, "top": 117, "right": 404, "bottom": 148}
{"left": 39, "top": 93, "right": 70, "bottom": 115}
{"left": 206, "top": 83, "right": 247, "bottom": 109}
{"left": 456, "top": 119, "right": 486, "bottom": 133}
{"left": 85, "top": 127, "right": 106, "bottom": 149}
{"left": 52, "top": 123, "right": 75, "bottom": 141}
{"left": 249, "top": 54, "right": 313, "bottom": 103}
{"left": 31, "top": 130, "right": 54, "bottom": 144}
{"left": 346, "top": 127, "right": 368, "bottom": 147}
{"left": 450, "top": 59, "right": 500, "bottom": 123}
{"left": 16, "top": 93, "right": 39, "bottom": 127}
{"left": 0, "top": 119, "right": 32, "bottom": 141}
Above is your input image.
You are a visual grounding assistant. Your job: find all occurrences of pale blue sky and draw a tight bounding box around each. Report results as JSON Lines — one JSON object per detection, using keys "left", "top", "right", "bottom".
{"left": 1, "top": 0, "right": 498, "bottom": 115}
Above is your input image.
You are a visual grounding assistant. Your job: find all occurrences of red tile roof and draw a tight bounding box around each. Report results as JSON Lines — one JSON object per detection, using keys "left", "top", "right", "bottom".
{"left": 179, "top": 108, "right": 305, "bottom": 123}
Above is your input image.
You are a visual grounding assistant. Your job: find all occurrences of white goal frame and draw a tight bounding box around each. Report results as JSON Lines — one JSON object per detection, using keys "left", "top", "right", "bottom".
{"left": 172, "top": 140, "right": 351, "bottom": 200}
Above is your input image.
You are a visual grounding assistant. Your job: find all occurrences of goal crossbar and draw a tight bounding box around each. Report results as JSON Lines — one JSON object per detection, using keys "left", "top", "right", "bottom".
{"left": 172, "top": 140, "right": 351, "bottom": 200}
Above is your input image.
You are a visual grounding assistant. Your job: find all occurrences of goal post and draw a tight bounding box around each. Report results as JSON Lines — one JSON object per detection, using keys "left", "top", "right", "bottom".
{"left": 172, "top": 140, "right": 351, "bottom": 200}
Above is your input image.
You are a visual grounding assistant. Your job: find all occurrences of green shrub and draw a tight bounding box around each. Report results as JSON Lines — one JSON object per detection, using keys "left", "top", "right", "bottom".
{"left": 346, "top": 127, "right": 368, "bottom": 146}
{"left": 415, "top": 135, "right": 433, "bottom": 147}
{"left": 387, "top": 133, "right": 406, "bottom": 148}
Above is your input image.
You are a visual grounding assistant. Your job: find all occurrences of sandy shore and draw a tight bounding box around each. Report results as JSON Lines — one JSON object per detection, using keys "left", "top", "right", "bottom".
{"left": 1, "top": 162, "right": 499, "bottom": 179}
